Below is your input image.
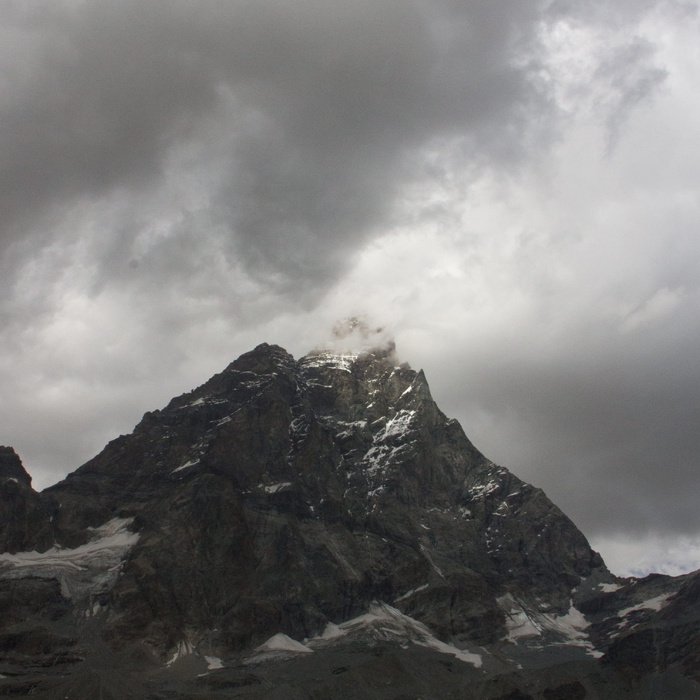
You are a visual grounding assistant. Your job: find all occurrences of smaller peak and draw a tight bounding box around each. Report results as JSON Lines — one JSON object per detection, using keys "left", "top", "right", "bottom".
{"left": 0, "top": 446, "right": 32, "bottom": 487}
{"left": 228, "top": 343, "right": 296, "bottom": 374}
{"left": 250, "top": 342, "right": 291, "bottom": 357}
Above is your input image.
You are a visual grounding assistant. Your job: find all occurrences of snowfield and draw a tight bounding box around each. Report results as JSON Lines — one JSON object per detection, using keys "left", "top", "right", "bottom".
{"left": 246, "top": 602, "right": 484, "bottom": 668}
{"left": 0, "top": 517, "right": 139, "bottom": 600}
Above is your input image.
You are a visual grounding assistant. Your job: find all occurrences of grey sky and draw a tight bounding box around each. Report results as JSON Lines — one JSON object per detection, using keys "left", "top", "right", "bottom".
{"left": 1, "top": 0, "right": 699, "bottom": 576}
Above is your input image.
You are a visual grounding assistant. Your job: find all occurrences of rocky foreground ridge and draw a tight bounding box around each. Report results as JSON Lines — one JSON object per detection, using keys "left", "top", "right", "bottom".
{"left": 1, "top": 343, "right": 699, "bottom": 699}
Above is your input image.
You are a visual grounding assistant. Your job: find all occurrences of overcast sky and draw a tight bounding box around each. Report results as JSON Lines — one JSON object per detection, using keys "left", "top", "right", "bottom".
{"left": 1, "top": 0, "right": 699, "bottom": 577}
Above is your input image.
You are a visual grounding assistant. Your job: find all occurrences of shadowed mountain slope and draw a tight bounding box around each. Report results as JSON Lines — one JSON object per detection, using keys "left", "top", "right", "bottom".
{"left": 1, "top": 343, "right": 698, "bottom": 698}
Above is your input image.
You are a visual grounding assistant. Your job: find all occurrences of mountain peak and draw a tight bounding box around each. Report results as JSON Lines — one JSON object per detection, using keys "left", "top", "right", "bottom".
{"left": 0, "top": 445, "right": 32, "bottom": 487}
{"left": 33, "top": 344, "right": 606, "bottom": 645}
{"left": 227, "top": 342, "right": 296, "bottom": 373}
{"left": 1, "top": 344, "right": 698, "bottom": 698}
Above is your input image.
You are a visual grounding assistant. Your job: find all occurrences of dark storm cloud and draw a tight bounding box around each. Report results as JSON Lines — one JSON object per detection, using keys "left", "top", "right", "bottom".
{"left": 0, "top": 4, "right": 213, "bottom": 234}
{"left": 416, "top": 247, "right": 700, "bottom": 548}
{"left": 0, "top": 0, "right": 551, "bottom": 292}
{"left": 466, "top": 344, "right": 700, "bottom": 538}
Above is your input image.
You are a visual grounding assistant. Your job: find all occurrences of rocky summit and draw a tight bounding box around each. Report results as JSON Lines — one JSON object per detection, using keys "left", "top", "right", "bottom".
{"left": 1, "top": 343, "right": 699, "bottom": 699}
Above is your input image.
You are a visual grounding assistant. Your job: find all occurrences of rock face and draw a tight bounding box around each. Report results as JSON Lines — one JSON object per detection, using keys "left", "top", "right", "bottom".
{"left": 0, "top": 446, "right": 53, "bottom": 554}
{"left": 1, "top": 344, "right": 699, "bottom": 699}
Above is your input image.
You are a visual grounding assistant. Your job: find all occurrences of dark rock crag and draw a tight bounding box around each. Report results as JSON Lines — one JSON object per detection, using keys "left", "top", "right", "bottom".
{"left": 0, "top": 446, "right": 53, "bottom": 554}
{"left": 1, "top": 343, "right": 698, "bottom": 698}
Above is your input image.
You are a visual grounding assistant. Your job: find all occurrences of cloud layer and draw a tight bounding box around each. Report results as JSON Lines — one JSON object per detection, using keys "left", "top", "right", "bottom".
{"left": 1, "top": 0, "right": 698, "bottom": 576}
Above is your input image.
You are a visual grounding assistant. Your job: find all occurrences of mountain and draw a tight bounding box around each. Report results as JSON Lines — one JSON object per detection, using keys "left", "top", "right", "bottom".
{"left": 1, "top": 343, "right": 699, "bottom": 699}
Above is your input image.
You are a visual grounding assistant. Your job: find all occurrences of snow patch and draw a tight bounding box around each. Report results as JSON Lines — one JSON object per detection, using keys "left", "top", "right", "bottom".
{"left": 309, "top": 602, "right": 483, "bottom": 668}
{"left": 186, "top": 397, "right": 206, "bottom": 407}
{"left": 394, "top": 583, "right": 429, "bottom": 603}
{"left": 367, "top": 485, "right": 386, "bottom": 499}
{"left": 205, "top": 655, "right": 224, "bottom": 670}
{"left": 378, "top": 409, "right": 416, "bottom": 441}
{"left": 353, "top": 408, "right": 419, "bottom": 486}
{"left": 83, "top": 601, "right": 104, "bottom": 618}
{"left": 301, "top": 352, "right": 358, "bottom": 372}
{"left": 335, "top": 420, "right": 368, "bottom": 439}
{"left": 542, "top": 605, "right": 592, "bottom": 645}
{"left": 262, "top": 633, "right": 313, "bottom": 653}
{"left": 619, "top": 593, "right": 671, "bottom": 617}
{"left": 319, "top": 623, "right": 345, "bottom": 640}
{"left": 499, "top": 596, "right": 543, "bottom": 640}
{"left": 417, "top": 636, "right": 483, "bottom": 667}
{"left": 0, "top": 517, "right": 139, "bottom": 599}
{"left": 498, "top": 596, "right": 601, "bottom": 658}
{"left": 260, "top": 482, "right": 292, "bottom": 494}
{"left": 419, "top": 544, "right": 445, "bottom": 579}
{"left": 171, "top": 459, "right": 199, "bottom": 474}
{"left": 469, "top": 477, "right": 502, "bottom": 499}
{"left": 246, "top": 633, "right": 313, "bottom": 663}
